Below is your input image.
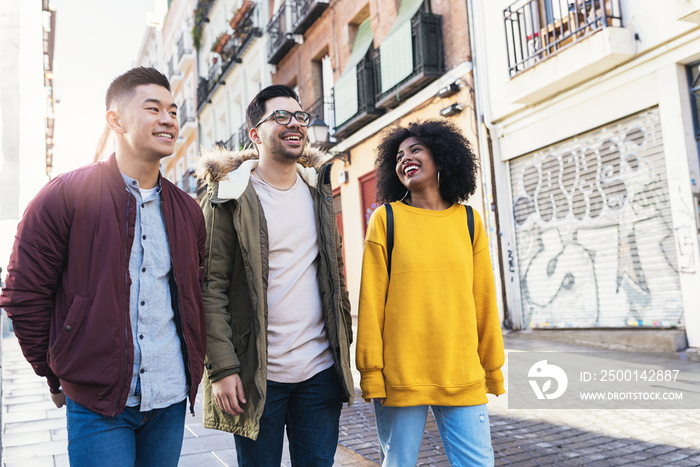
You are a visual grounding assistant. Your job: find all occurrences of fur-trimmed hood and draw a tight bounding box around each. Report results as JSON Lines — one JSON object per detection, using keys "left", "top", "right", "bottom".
{"left": 195, "top": 145, "right": 329, "bottom": 201}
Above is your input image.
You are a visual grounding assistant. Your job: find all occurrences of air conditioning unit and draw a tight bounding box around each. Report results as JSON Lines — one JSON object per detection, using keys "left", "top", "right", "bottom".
{"left": 337, "top": 170, "right": 348, "bottom": 185}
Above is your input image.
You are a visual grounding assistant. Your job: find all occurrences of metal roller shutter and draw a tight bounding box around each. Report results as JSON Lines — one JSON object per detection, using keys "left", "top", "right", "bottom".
{"left": 509, "top": 107, "right": 683, "bottom": 328}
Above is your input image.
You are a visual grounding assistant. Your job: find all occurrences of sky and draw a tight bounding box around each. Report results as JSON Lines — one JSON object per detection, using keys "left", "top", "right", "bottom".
{"left": 51, "top": 0, "right": 166, "bottom": 175}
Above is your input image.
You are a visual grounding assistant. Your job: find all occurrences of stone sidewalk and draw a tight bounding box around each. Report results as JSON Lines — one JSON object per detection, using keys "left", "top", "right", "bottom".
{"left": 0, "top": 333, "right": 372, "bottom": 467}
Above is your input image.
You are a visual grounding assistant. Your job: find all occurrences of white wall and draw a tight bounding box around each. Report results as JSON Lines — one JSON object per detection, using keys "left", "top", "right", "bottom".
{"left": 476, "top": 0, "right": 700, "bottom": 341}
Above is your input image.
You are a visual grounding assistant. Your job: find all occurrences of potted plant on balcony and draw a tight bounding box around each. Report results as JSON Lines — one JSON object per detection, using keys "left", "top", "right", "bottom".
{"left": 230, "top": 1, "right": 253, "bottom": 30}
{"left": 211, "top": 31, "right": 231, "bottom": 54}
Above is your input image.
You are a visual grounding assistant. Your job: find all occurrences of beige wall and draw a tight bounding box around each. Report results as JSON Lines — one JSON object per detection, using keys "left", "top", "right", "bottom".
{"left": 331, "top": 84, "right": 482, "bottom": 316}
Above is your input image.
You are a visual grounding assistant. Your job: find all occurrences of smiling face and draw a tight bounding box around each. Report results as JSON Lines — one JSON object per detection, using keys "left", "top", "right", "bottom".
{"left": 251, "top": 96, "right": 307, "bottom": 162}
{"left": 110, "top": 83, "right": 179, "bottom": 162}
{"left": 395, "top": 136, "right": 439, "bottom": 193}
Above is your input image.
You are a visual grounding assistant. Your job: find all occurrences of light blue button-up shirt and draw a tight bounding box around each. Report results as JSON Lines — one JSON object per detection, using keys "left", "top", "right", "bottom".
{"left": 122, "top": 173, "right": 187, "bottom": 411}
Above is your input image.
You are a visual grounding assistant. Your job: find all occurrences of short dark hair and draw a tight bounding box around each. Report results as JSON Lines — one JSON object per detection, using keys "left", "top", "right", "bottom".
{"left": 105, "top": 67, "right": 171, "bottom": 110}
{"left": 246, "top": 84, "right": 301, "bottom": 131}
{"left": 375, "top": 119, "right": 479, "bottom": 204}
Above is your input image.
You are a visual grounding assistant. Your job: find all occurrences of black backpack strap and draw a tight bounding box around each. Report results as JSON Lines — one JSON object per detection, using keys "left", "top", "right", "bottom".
{"left": 384, "top": 204, "right": 394, "bottom": 276}
{"left": 465, "top": 205, "right": 474, "bottom": 246}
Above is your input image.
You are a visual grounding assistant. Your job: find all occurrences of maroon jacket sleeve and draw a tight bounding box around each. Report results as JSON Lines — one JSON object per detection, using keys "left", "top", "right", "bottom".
{"left": 0, "top": 177, "right": 72, "bottom": 393}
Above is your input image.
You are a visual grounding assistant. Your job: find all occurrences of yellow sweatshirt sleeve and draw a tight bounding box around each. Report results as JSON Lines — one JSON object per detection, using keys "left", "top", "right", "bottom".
{"left": 356, "top": 207, "right": 390, "bottom": 401}
{"left": 472, "top": 210, "right": 506, "bottom": 396}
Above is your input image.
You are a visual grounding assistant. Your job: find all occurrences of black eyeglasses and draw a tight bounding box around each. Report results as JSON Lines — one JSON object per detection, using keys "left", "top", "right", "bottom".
{"left": 255, "top": 109, "right": 311, "bottom": 128}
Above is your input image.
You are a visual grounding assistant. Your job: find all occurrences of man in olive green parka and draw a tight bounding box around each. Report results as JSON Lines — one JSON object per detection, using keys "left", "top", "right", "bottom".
{"left": 196, "top": 84, "right": 353, "bottom": 467}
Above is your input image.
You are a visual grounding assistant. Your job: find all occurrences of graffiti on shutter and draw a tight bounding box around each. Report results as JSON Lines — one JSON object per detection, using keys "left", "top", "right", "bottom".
{"left": 509, "top": 107, "right": 683, "bottom": 328}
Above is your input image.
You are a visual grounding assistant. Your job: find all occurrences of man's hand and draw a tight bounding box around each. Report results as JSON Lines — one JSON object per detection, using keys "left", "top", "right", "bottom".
{"left": 373, "top": 398, "right": 385, "bottom": 405}
{"left": 212, "top": 374, "right": 247, "bottom": 416}
{"left": 51, "top": 391, "right": 66, "bottom": 408}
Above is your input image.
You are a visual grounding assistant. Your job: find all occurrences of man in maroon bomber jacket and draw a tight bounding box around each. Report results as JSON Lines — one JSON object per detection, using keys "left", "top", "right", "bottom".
{"left": 0, "top": 67, "right": 206, "bottom": 466}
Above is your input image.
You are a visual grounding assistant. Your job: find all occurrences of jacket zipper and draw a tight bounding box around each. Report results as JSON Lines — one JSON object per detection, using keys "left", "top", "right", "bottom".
{"left": 169, "top": 268, "right": 194, "bottom": 415}
{"left": 113, "top": 190, "right": 131, "bottom": 416}
{"left": 317, "top": 165, "right": 344, "bottom": 374}
{"left": 205, "top": 204, "right": 217, "bottom": 284}
{"left": 162, "top": 199, "right": 194, "bottom": 415}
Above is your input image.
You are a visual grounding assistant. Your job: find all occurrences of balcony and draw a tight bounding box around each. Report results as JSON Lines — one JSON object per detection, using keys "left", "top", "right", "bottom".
{"left": 374, "top": 11, "right": 444, "bottom": 109}
{"left": 179, "top": 98, "right": 196, "bottom": 137}
{"left": 307, "top": 95, "right": 334, "bottom": 130}
{"left": 169, "top": 57, "right": 183, "bottom": 85}
{"left": 196, "top": 60, "right": 222, "bottom": 112}
{"left": 291, "top": 0, "right": 329, "bottom": 35}
{"left": 504, "top": 0, "right": 624, "bottom": 76}
{"left": 503, "top": 0, "right": 634, "bottom": 105}
{"left": 197, "top": 77, "right": 210, "bottom": 111}
{"left": 267, "top": 3, "right": 298, "bottom": 65}
{"left": 238, "top": 122, "right": 251, "bottom": 148}
{"left": 215, "top": 123, "right": 251, "bottom": 152}
{"left": 196, "top": 4, "right": 263, "bottom": 114}
{"left": 177, "top": 32, "right": 195, "bottom": 69}
{"left": 334, "top": 55, "right": 384, "bottom": 139}
{"left": 195, "top": 0, "right": 215, "bottom": 27}
{"left": 220, "top": 2, "right": 262, "bottom": 74}
{"left": 181, "top": 170, "right": 199, "bottom": 196}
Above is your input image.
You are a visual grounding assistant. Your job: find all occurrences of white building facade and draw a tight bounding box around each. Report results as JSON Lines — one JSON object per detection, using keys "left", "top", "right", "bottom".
{"left": 195, "top": 0, "right": 270, "bottom": 157}
{"left": 471, "top": 0, "right": 700, "bottom": 345}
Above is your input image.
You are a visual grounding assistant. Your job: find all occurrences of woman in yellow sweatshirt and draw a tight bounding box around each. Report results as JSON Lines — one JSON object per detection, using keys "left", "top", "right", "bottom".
{"left": 356, "top": 119, "right": 505, "bottom": 466}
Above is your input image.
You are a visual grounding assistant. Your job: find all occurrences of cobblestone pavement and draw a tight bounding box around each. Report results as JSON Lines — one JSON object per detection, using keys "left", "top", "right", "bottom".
{"left": 339, "top": 334, "right": 700, "bottom": 466}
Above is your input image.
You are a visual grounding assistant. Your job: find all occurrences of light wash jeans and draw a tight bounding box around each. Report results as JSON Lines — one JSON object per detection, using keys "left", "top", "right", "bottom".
{"left": 66, "top": 397, "right": 186, "bottom": 467}
{"left": 373, "top": 400, "right": 494, "bottom": 467}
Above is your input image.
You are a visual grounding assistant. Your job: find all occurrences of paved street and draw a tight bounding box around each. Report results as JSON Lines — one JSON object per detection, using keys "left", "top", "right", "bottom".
{"left": 339, "top": 335, "right": 700, "bottom": 466}
{"left": 3, "top": 332, "right": 700, "bottom": 466}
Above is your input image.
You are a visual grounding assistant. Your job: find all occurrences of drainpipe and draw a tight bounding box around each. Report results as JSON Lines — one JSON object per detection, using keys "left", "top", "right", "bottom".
{"left": 465, "top": 0, "right": 512, "bottom": 329}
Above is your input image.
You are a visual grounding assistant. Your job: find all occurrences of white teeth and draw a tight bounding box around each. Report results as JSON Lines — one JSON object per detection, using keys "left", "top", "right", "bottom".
{"left": 154, "top": 133, "right": 172, "bottom": 139}
{"left": 284, "top": 136, "right": 300, "bottom": 141}
{"left": 405, "top": 165, "right": 418, "bottom": 175}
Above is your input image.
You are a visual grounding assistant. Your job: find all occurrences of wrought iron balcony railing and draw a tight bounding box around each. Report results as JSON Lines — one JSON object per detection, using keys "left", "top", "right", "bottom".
{"left": 374, "top": 10, "right": 444, "bottom": 109}
{"left": 197, "top": 3, "right": 263, "bottom": 114}
{"left": 504, "top": 0, "right": 623, "bottom": 76}
{"left": 179, "top": 98, "right": 195, "bottom": 129}
{"left": 195, "top": 0, "right": 215, "bottom": 27}
{"left": 177, "top": 33, "right": 193, "bottom": 63}
{"left": 291, "top": 0, "right": 329, "bottom": 34}
{"left": 221, "top": 2, "right": 262, "bottom": 72}
{"left": 334, "top": 54, "right": 384, "bottom": 139}
{"left": 267, "top": 2, "right": 296, "bottom": 65}
{"left": 238, "top": 122, "right": 251, "bottom": 149}
{"left": 196, "top": 77, "right": 210, "bottom": 111}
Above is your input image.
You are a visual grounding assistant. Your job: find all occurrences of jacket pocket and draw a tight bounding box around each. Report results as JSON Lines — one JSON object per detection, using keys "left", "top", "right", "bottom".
{"left": 232, "top": 330, "right": 251, "bottom": 359}
{"left": 48, "top": 295, "right": 88, "bottom": 371}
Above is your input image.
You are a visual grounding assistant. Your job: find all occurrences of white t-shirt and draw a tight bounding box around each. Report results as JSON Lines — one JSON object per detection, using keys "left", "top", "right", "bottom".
{"left": 251, "top": 173, "right": 334, "bottom": 383}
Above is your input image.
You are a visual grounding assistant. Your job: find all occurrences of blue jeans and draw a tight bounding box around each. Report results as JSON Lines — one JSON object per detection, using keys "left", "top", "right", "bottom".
{"left": 65, "top": 397, "right": 186, "bottom": 467}
{"left": 234, "top": 366, "right": 343, "bottom": 467}
{"left": 374, "top": 401, "right": 494, "bottom": 467}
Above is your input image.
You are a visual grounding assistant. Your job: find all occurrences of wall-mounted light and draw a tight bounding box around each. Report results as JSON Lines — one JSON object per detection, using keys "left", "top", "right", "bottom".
{"left": 307, "top": 117, "right": 329, "bottom": 147}
{"left": 437, "top": 81, "right": 460, "bottom": 98}
{"left": 440, "top": 103, "right": 464, "bottom": 117}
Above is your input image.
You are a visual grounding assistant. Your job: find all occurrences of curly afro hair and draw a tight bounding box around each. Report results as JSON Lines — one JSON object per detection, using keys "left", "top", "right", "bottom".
{"left": 374, "top": 119, "right": 479, "bottom": 204}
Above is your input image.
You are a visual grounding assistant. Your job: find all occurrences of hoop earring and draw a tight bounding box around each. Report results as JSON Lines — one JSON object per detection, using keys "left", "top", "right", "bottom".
{"left": 437, "top": 170, "right": 441, "bottom": 186}
{"left": 400, "top": 189, "right": 410, "bottom": 202}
